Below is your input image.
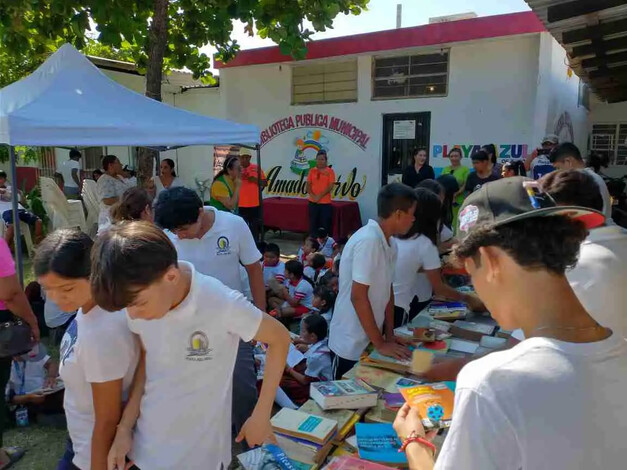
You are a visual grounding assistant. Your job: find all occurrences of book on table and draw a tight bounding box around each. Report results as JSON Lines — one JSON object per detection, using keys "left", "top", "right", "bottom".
{"left": 342, "top": 363, "right": 403, "bottom": 393}
{"left": 323, "top": 455, "right": 398, "bottom": 470}
{"left": 363, "top": 350, "right": 411, "bottom": 374}
{"left": 449, "top": 320, "right": 495, "bottom": 341}
{"left": 271, "top": 408, "right": 338, "bottom": 445}
{"left": 310, "top": 379, "right": 378, "bottom": 410}
{"left": 274, "top": 433, "right": 335, "bottom": 466}
{"left": 364, "top": 399, "right": 397, "bottom": 424}
{"left": 298, "top": 400, "right": 360, "bottom": 443}
{"left": 428, "top": 301, "right": 468, "bottom": 321}
{"left": 399, "top": 382, "right": 455, "bottom": 429}
{"left": 355, "top": 423, "right": 407, "bottom": 467}
{"left": 237, "top": 443, "right": 312, "bottom": 470}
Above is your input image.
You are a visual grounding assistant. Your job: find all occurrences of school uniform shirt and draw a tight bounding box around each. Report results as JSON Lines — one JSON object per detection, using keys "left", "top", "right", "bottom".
{"left": 304, "top": 339, "right": 333, "bottom": 381}
{"left": 304, "top": 266, "right": 328, "bottom": 284}
{"left": 329, "top": 220, "right": 397, "bottom": 361}
{"left": 60, "top": 307, "right": 139, "bottom": 470}
{"left": 321, "top": 308, "right": 333, "bottom": 325}
{"left": 283, "top": 278, "right": 314, "bottom": 309}
{"left": 126, "top": 263, "right": 263, "bottom": 470}
{"left": 414, "top": 226, "right": 449, "bottom": 302}
{"left": 435, "top": 333, "right": 627, "bottom": 470}
{"left": 167, "top": 206, "right": 261, "bottom": 291}
{"left": 318, "top": 236, "right": 336, "bottom": 258}
{"left": 263, "top": 261, "right": 286, "bottom": 286}
{"left": 393, "top": 235, "right": 441, "bottom": 312}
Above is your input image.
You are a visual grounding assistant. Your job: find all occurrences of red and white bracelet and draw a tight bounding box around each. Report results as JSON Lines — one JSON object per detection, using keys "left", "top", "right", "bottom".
{"left": 398, "top": 431, "right": 436, "bottom": 457}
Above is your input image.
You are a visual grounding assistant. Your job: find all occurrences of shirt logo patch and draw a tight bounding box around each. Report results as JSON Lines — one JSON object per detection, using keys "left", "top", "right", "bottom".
{"left": 186, "top": 330, "right": 213, "bottom": 361}
{"left": 216, "top": 236, "right": 231, "bottom": 255}
{"left": 60, "top": 319, "right": 78, "bottom": 366}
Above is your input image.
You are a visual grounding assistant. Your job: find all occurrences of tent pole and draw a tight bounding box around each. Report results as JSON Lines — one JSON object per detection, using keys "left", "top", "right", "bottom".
{"left": 9, "top": 146, "right": 23, "bottom": 285}
{"left": 256, "top": 144, "right": 265, "bottom": 242}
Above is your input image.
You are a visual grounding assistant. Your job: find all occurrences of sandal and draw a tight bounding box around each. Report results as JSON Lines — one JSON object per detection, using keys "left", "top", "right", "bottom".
{"left": 0, "top": 446, "right": 25, "bottom": 469}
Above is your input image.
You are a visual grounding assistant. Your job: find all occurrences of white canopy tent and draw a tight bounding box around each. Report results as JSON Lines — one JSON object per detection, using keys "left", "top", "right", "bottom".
{"left": 0, "top": 44, "right": 261, "bottom": 280}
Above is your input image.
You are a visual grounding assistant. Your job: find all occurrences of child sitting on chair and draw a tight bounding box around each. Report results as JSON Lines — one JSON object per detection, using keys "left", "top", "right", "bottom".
{"left": 0, "top": 171, "right": 43, "bottom": 246}
{"left": 297, "top": 236, "right": 320, "bottom": 265}
{"left": 312, "top": 286, "right": 336, "bottom": 324}
{"left": 268, "top": 260, "right": 313, "bottom": 320}
{"left": 282, "top": 315, "right": 332, "bottom": 405}
{"left": 304, "top": 253, "right": 328, "bottom": 285}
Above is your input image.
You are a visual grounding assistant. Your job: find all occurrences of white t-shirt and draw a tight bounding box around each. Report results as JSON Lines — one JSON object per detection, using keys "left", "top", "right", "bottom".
{"left": 284, "top": 278, "right": 314, "bottom": 309}
{"left": 319, "top": 236, "right": 336, "bottom": 258}
{"left": 60, "top": 159, "right": 81, "bottom": 188}
{"left": 582, "top": 168, "right": 614, "bottom": 223}
{"left": 393, "top": 235, "right": 441, "bottom": 312}
{"left": 415, "top": 226, "right": 448, "bottom": 302}
{"left": 127, "top": 263, "right": 263, "bottom": 470}
{"left": 167, "top": 207, "right": 261, "bottom": 291}
{"left": 435, "top": 334, "right": 627, "bottom": 470}
{"left": 263, "top": 261, "right": 285, "bottom": 286}
{"left": 567, "top": 225, "right": 627, "bottom": 338}
{"left": 153, "top": 175, "right": 183, "bottom": 200}
{"left": 60, "top": 307, "right": 139, "bottom": 470}
{"left": 329, "top": 220, "right": 397, "bottom": 361}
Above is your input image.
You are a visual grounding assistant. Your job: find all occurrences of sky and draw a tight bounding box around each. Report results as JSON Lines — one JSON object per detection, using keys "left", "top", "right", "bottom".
{"left": 203, "top": 0, "right": 531, "bottom": 71}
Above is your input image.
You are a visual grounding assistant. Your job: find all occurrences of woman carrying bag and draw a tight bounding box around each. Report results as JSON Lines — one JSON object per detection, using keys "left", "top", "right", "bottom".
{"left": 0, "top": 239, "right": 40, "bottom": 469}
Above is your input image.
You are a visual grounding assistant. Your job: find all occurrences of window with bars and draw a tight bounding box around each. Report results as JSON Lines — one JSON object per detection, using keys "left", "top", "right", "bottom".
{"left": 291, "top": 60, "right": 358, "bottom": 105}
{"left": 590, "top": 124, "right": 627, "bottom": 166}
{"left": 372, "top": 51, "right": 449, "bottom": 100}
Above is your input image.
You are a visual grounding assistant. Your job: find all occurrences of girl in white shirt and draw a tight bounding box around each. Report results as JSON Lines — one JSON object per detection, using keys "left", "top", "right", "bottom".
{"left": 393, "top": 188, "right": 484, "bottom": 328}
{"left": 34, "top": 229, "right": 138, "bottom": 470}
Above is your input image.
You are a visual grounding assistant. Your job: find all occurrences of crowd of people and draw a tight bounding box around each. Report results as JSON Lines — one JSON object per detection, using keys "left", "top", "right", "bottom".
{"left": 0, "top": 135, "right": 624, "bottom": 469}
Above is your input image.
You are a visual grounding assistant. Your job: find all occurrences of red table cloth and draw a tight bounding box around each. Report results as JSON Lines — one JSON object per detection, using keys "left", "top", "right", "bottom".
{"left": 262, "top": 197, "right": 362, "bottom": 240}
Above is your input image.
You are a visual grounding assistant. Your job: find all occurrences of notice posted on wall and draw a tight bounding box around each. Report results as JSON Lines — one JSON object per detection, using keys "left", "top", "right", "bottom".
{"left": 393, "top": 120, "right": 416, "bottom": 139}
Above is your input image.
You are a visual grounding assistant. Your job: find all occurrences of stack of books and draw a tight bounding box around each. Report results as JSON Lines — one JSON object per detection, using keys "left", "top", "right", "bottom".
{"left": 362, "top": 350, "right": 411, "bottom": 374}
{"left": 271, "top": 408, "right": 338, "bottom": 466}
{"left": 449, "top": 320, "right": 496, "bottom": 342}
{"left": 310, "top": 380, "right": 378, "bottom": 411}
{"left": 238, "top": 444, "right": 311, "bottom": 470}
{"left": 298, "top": 400, "right": 363, "bottom": 444}
{"left": 342, "top": 363, "right": 403, "bottom": 393}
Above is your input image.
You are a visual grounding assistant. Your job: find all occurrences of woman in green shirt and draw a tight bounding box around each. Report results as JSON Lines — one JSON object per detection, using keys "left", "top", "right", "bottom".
{"left": 440, "top": 148, "right": 470, "bottom": 228}
{"left": 209, "top": 156, "right": 242, "bottom": 213}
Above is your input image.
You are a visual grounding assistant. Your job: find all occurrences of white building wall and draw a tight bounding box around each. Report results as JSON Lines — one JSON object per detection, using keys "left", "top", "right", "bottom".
{"left": 220, "top": 34, "right": 543, "bottom": 221}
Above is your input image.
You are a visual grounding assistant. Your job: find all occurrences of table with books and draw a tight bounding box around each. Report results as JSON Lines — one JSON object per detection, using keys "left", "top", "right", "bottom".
{"left": 240, "top": 287, "right": 509, "bottom": 470}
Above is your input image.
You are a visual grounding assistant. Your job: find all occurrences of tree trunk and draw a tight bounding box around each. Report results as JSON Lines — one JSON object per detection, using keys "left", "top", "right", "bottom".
{"left": 137, "top": 0, "right": 170, "bottom": 187}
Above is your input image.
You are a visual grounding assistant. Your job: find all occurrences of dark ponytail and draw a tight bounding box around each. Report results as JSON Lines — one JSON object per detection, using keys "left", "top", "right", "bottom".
{"left": 214, "top": 156, "right": 239, "bottom": 181}
{"left": 110, "top": 187, "right": 151, "bottom": 223}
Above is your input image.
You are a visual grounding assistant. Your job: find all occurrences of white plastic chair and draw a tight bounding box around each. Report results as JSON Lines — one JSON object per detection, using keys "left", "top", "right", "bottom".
{"left": 81, "top": 179, "right": 100, "bottom": 236}
{"left": 40, "top": 177, "right": 87, "bottom": 232}
{"left": 0, "top": 220, "right": 34, "bottom": 257}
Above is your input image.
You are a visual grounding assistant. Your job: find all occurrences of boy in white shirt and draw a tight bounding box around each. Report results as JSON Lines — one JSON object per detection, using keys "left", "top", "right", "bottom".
{"left": 91, "top": 222, "right": 290, "bottom": 470}
{"left": 263, "top": 243, "right": 285, "bottom": 286}
{"left": 328, "top": 183, "right": 417, "bottom": 379}
{"left": 55, "top": 149, "right": 82, "bottom": 197}
{"left": 393, "top": 177, "right": 627, "bottom": 470}
{"left": 154, "top": 186, "right": 265, "bottom": 443}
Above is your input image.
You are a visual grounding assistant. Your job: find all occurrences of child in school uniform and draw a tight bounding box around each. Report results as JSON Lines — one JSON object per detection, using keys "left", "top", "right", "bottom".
{"left": 319, "top": 271, "right": 339, "bottom": 295}
{"left": 304, "top": 253, "right": 328, "bottom": 285}
{"left": 297, "top": 236, "right": 320, "bottom": 265}
{"left": 282, "top": 315, "right": 333, "bottom": 405}
{"left": 268, "top": 260, "right": 314, "bottom": 320}
{"left": 263, "top": 243, "right": 285, "bottom": 286}
{"left": 329, "top": 183, "right": 416, "bottom": 379}
{"left": 312, "top": 286, "right": 336, "bottom": 325}
{"left": 316, "top": 227, "right": 336, "bottom": 258}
